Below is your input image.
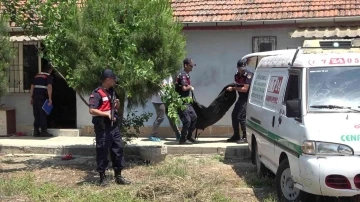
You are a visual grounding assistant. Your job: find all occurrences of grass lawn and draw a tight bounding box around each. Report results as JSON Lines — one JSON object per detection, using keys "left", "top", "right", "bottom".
{"left": 0, "top": 154, "right": 276, "bottom": 202}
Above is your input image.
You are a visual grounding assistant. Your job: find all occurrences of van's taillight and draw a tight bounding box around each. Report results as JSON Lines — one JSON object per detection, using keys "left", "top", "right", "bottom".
{"left": 354, "top": 174, "right": 360, "bottom": 189}
{"left": 325, "top": 175, "right": 351, "bottom": 189}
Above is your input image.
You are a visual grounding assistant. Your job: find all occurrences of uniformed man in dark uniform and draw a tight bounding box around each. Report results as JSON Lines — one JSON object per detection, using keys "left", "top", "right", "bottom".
{"left": 175, "top": 58, "right": 198, "bottom": 145}
{"left": 30, "top": 64, "right": 54, "bottom": 137}
{"left": 88, "top": 69, "right": 130, "bottom": 186}
{"left": 226, "top": 59, "right": 253, "bottom": 143}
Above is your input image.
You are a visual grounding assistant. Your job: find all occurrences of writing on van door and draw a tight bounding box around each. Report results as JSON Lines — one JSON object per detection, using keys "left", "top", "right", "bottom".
{"left": 265, "top": 76, "right": 283, "bottom": 108}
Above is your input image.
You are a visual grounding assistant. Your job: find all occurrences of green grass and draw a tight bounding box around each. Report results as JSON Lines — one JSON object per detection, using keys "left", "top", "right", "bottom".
{"left": 262, "top": 193, "right": 277, "bottom": 202}
{"left": 212, "top": 192, "right": 233, "bottom": 202}
{"left": 211, "top": 154, "right": 225, "bottom": 162}
{"left": 0, "top": 156, "right": 276, "bottom": 202}
{"left": 153, "top": 158, "right": 188, "bottom": 178}
{"left": 0, "top": 174, "right": 142, "bottom": 202}
{"left": 244, "top": 173, "right": 274, "bottom": 188}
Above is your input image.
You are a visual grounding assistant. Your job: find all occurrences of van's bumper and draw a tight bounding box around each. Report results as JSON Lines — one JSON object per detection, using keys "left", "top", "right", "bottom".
{"left": 299, "top": 155, "right": 360, "bottom": 197}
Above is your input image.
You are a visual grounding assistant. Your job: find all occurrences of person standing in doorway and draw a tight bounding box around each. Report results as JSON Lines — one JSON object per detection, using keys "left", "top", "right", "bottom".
{"left": 149, "top": 75, "right": 181, "bottom": 141}
{"left": 226, "top": 59, "right": 253, "bottom": 143}
{"left": 30, "top": 64, "right": 54, "bottom": 137}
{"left": 175, "top": 58, "right": 198, "bottom": 145}
{"left": 88, "top": 69, "right": 130, "bottom": 186}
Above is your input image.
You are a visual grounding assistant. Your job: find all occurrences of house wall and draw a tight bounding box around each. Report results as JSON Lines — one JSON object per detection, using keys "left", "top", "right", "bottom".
{"left": 1, "top": 27, "right": 304, "bottom": 137}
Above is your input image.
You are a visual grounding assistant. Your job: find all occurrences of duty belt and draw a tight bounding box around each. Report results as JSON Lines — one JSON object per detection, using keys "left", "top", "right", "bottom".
{"left": 34, "top": 85, "right": 47, "bottom": 89}
{"left": 92, "top": 110, "right": 111, "bottom": 116}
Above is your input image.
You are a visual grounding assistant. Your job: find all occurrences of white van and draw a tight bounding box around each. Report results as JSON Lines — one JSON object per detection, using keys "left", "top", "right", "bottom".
{"left": 246, "top": 39, "right": 360, "bottom": 201}
{"left": 241, "top": 49, "right": 298, "bottom": 72}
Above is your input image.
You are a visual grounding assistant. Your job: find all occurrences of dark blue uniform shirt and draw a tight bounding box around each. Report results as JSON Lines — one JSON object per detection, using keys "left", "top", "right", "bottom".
{"left": 234, "top": 70, "right": 253, "bottom": 100}
{"left": 176, "top": 71, "right": 191, "bottom": 98}
{"left": 32, "top": 72, "right": 53, "bottom": 96}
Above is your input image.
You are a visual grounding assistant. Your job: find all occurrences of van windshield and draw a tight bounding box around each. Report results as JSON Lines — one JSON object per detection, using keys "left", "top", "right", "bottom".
{"left": 308, "top": 66, "right": 360, "bottom": 112}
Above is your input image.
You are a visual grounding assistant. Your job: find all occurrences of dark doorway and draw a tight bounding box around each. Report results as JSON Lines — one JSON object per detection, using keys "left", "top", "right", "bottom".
{"left": 47, "top": 70, "right": 77, "bottom": 128}
{"left": 38, "top": 43, "right": 77, "bottom": 128}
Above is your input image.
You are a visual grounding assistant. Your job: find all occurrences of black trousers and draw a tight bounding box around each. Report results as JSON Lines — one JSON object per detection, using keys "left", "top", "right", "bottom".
{"left": 94, "top": 121, "right": 125, "bottom": 173}
{"left": 178, "top": 104, "right": 197, "bottom": 137}
{"left": 231, "top": 99, "right": 247, "bottom": 138}
{"left": 33, "top": 94, "right": 48, "bottom": 131}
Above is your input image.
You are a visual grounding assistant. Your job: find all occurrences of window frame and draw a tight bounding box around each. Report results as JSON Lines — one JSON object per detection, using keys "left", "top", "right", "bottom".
{"left": 283, "top": 73, "right": 301, "bottom": 103}
{"left": 9, "top": 41, "right": 42, "bottom": 93}
{"left": 252, "top": 36, "right": 277, "bottom": 53}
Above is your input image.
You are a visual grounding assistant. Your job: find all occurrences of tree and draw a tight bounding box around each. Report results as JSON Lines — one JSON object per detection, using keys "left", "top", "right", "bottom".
{"left": 2, "top": 0, "right": 187, "bottom": 135}
{"left": 0, "top": 15, "right": 14, "bottom": 102}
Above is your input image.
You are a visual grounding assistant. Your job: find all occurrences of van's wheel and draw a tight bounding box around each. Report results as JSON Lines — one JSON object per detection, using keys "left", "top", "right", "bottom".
{"left": 254, "top": 140, "right": 268, "bottom": 177}
{"left": 276, "top": 158, "right": 307, "bottom": 202}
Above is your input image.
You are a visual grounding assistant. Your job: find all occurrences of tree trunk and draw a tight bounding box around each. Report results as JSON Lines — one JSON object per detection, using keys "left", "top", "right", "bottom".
{"left": 118, "top": 91, "right": 126, "bottom": 127}
{"left": 77, "top": 91, "right": 89, "bottom": 106}
{"left": 53, "top": 69, "right": 89, "bottom": 106}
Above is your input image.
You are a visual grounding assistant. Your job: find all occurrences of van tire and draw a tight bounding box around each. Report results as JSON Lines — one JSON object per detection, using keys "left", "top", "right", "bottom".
{"left": 254, "top": 140, "right": 268, "bottom": 177}
{"left": 276, "top": 158, "right": 308, "bottom": 202}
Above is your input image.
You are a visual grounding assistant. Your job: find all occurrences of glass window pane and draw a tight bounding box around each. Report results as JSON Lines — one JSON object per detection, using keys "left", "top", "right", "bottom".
{"left": 23, "top": 44, "right": 39, "bottom": 90}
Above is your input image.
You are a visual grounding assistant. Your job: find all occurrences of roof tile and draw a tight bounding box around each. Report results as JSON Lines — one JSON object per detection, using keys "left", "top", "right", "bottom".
{"left": 3, "top": 0, "right": 360, "bottom": 26}
{"left": 171, "top": 0, "right": 360, "bottom": 22}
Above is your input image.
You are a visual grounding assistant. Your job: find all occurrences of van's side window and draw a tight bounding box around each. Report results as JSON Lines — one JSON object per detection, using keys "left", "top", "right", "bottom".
{"left": 284, "top": 74, "right": 300, "bottom": 102}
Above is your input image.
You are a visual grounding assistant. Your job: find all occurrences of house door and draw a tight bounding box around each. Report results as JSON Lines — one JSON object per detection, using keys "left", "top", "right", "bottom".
{"left": 47, "top": 70, "right": 77, "bottom": 129}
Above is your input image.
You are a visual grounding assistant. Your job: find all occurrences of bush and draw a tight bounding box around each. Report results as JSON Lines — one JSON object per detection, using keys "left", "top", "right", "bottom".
{"left": 0, "top": 15, "right": 15, "bottom": 101}
{"left": 120, "top": 110, "right": 153, "bottom": 144}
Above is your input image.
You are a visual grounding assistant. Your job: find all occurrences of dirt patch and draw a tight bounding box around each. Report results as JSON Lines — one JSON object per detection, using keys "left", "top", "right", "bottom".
{"left": 0, "top": 154, "right": 276, "bottom": 202}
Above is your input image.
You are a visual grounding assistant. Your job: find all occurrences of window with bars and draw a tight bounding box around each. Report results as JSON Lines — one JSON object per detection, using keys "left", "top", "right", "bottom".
{"left": 8, "top": 41, "right": 46, "bottom": 93}
{"left": 252, "top": 36, "right": 277, "bottom": 53}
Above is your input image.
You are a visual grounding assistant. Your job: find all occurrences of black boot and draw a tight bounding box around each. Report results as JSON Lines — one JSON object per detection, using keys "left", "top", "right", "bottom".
{"left": 114, "top": 170, "right": 130, "bottom": 185}
{"left": 33, "top": 128, "right": 40, "bottom": 137}
{"left": 227, "top": 132, "right": 240, "bottom": 142}
{"left": 40, "top": 129, "right": 53, "bottom": 137}
{"left": 179, "top": 134, "right": 186, "bottom": 145}
{"left": 98, "top": 172, "right": 110, "bottom": 186}
{"left": 186, "top": 133, "right": 196, "bottom": 143}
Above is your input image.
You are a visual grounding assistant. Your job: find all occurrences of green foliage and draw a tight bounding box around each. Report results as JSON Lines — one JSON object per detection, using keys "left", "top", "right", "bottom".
{"left": 2, "top": 0, "right": 186, "bottom": 140}
{"left": 0, "top": 15, "right": 15, "bottom": 101}
{"left": 160, "top": 84, "right": 192, "bottom": 125}
{"left": 2, "top": 0, "right": 187, "bottom": 109}
{"left": 120, "top": 110, "right": 153, "bottom": 144}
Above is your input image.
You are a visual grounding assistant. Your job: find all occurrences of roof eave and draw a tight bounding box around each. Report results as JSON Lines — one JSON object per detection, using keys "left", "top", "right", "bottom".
{"left": 181, "top": 16, "right": 360, "bottom": 27}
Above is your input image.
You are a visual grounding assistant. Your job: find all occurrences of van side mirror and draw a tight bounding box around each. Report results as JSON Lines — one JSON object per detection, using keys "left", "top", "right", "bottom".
{"left": 286, "top": 99, "right": 301, "bottom": 118}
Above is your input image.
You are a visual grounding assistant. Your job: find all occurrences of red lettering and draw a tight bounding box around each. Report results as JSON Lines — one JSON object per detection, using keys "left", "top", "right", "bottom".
{"left": 347, "top": 58, "right": 352, "bottom": 63}
{"left": 267, "top": 76, "right": 283, "bottom": 94}
{"left": 355, "top": 58, "right": 359, "bottom": 63}
{"left": 329, "top": 58, "right": 345, "bottom": 64}
{"left": 355, "top": 124, "right": 360, "bottom": 129}
{"left": 321, "top": 59, "right": 327, "bottom": 64}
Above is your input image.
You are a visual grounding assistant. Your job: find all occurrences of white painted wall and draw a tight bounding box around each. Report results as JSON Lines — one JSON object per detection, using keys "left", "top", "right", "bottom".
{"left": 2, "top": 27, "right": 304, "bottom": 131}
{"left": 141, "top": 27, "right": 304, "bottom": 127}
{"left": 1, "top": 93, "right": 33, "bottom": 133}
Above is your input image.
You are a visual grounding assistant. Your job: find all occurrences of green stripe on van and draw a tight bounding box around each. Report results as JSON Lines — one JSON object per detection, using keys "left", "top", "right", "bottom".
{"left": 246, "top": 119, "right": 303, "bottom": 156}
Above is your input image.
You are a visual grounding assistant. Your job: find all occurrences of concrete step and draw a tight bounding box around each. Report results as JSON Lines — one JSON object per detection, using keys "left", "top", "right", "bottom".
{"left": 31, "top": 129, "right": 80, "bottom": 137}
{"left": 0, "top": 137, "right": 251, "bottom": 160}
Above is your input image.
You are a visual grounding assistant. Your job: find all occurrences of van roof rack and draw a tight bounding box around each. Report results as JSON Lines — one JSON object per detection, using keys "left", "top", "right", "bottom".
{"left": 302, "top": 38, "right": 360, "bottom": 49}
{"left": 287, "top": 39, "right": 360, "bottom": 67}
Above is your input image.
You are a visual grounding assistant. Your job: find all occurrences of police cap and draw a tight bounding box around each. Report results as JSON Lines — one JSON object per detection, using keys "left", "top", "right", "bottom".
{"left": 102, "top": 69, "right": 119, "bottom": 82}
{"left": 183, "top": 58, "right": 196, "bottom": 67}
{"left": 237, "top": 59, "right": 247, "bottom": 70}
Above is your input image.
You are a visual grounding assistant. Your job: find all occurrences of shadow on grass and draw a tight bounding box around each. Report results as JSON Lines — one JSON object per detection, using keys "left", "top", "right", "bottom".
{"left": 0, "top": 148, "right": 147, "bottom": 186}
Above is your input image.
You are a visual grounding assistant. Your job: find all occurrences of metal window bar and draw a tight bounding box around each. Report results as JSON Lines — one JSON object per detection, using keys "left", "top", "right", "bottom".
{"left": 252, "top": 36, "right": 277, "bottom": 53}
{"left": 8, "top": 41, "right": 41, "bottom": 93}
